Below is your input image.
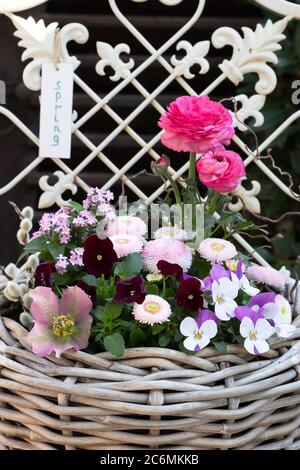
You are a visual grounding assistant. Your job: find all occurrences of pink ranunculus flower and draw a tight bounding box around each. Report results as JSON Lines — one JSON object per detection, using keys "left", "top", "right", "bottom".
{"left": 197, "top": 149, "right": 246, "bottom": 193}
{"left": 28, "top": 286, "right": 93, "bottom": 358}
{"left": 158, "top": 95, "right": 235, "bottom": 154}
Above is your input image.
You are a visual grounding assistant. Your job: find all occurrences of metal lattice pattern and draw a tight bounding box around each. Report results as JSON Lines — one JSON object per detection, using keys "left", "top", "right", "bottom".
{"left": 0, "top": 0, "right": 300, "bottom": 266}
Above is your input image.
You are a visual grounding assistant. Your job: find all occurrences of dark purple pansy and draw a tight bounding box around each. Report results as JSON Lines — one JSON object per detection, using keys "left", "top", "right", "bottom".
{"left": 175, "top": 277, "right": 203, "bottom": 312}
{"left": 35, "top": 262, "right": 56, "bottom": 288}
{"left": 157, "top": 260, "right": 183, "bottom": 280}
{"left": 113, "top": 275, "right": 146, "bottom": 305}
{"left": 77, "top": 280, "right": 97, "bottom": 308}
{"left": 83, "top": 235, "right": 117, "bottom": 277}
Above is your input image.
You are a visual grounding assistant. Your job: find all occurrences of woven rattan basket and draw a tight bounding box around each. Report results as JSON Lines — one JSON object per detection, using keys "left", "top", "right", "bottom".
{"left": 0, "top": 315, "right": 300, "bottom": 450}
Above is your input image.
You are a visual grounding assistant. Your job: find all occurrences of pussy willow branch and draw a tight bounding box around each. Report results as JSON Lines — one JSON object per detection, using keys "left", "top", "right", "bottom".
{"left": 9, "top": 201, "right": 24, "bottom": 220}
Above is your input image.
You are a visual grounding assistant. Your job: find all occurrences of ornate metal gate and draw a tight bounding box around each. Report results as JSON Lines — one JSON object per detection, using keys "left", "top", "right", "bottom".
{"left": 0, "top": 0, "right": 299, "bottom": 267}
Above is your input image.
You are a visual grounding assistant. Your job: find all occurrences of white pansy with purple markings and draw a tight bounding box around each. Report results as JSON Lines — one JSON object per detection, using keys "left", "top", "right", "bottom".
{"left": 240, "top": 317, "right": 275, "bottom": 355}
{"left": 180, "top": 317, "right": 218, "bottom": 351}
{"left": 212, "top": 274, "right": 239, "bottom": 321}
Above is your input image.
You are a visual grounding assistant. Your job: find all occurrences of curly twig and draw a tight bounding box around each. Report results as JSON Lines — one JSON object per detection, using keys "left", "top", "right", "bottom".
{"left": 252, "top": 211, "right": 300, "bottom": 224}
{"left": 221, "top": 97, "right": 300, "bottom": 201}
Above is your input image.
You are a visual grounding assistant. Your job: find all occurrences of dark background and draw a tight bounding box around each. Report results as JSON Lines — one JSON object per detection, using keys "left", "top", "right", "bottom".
{"left": 0, "top": 0, "right": 298, "bottom": 269}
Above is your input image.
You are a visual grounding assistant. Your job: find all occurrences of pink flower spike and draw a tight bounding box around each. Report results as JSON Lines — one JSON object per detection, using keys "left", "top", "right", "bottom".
{"left": 28, "top": 286, "right": 93, "bottom": 358}
{"left": 246, "top": 264, "right": 286, "bottom": 290}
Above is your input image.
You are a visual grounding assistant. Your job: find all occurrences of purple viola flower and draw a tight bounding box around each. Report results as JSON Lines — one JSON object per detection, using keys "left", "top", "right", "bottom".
{"left": 203, "top": 263, "right": 231, "bottom": 291}
{"left": 113, "top": 275, "right": 146, "bottom": 305}
{"left": 235, "top": 305, "right": 264, "bottom": 323}
{"left": 35, "top": 263, "right": 56, "bottom": 288}
{"left": 175, "top": 277, "right": 203, "bottom": 312}
{"left": 196, "top": 309, "right": 220, "bottom": 326}
{"left": 249, "top": 292, "right": 276, "bottom": 309}
{"left": 157, "top": 260, "right": 183, "bottom": 280}
{"left": 77, "top": 280, "right": 97, "bottom": 308}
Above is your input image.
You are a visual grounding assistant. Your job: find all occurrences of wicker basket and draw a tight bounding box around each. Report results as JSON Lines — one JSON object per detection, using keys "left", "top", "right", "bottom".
{"left": 0, "top": 315, "right": 300, "bottom": 450}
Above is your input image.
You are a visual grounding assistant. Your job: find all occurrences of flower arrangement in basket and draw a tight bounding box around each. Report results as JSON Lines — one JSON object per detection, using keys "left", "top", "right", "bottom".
{"left": 1, "top": 95, "right": 298, "bottom": 361}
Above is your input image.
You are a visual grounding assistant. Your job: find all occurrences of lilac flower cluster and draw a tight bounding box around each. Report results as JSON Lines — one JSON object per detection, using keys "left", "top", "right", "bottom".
{"left": 33, "top": 208, "right": 71, "bottom": 244}
{"left": 83, "top": 187, "right": 114, "bottom": 217}
{"left": 55, "top": 248, "right": 84, "bottom": 274}
{"left": 73, "top": 210, "right": 97, "bottom": 228}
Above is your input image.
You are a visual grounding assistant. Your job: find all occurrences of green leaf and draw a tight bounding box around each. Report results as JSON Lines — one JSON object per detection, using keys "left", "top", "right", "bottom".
{"left": 104, "top": 333, "right": 125, "bottom": 357}
{"left": 105, "top": 303, "right": 123, "bottom": 320}
{"left": 48, "top": 241, "right": 65, "bottom": 260}
{"left": 158, "top": 335, "right": 171, "bottom": 347}
{"left": 24, "top": 236, "right": 48, "bottom": 253}
{"left": 114, "top": 253, "right": 142, "bottom": 280}
{"left": 174, "top": 329, "right": 183, "bottom": 342}
{"left": 152, "top": 323, "right": 165, "bottom": 335}
{"left": 129, "top": 327, "right": 146, "bottom": 347}
{"left": 214, "top": 341, "right": 227, "bottom": 354}
{"left": 68, "top": 201, "right": 84, "bottom": 212}
{"left": 146, "top": 284, "right": 160, "bottom": 296}
{"left": 81, "top": 274, "right": 97, "bottom": 286}
{"left": 93, "top": 305, "right": 106, "bottom": 321}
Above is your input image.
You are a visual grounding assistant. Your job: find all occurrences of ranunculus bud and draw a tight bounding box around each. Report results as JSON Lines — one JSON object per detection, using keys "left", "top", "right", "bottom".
{"left": 157, "top": 155, "right": 170, "bottom": 168}
{"left": 151, "top": 155, "right": 170, "bottom": 176}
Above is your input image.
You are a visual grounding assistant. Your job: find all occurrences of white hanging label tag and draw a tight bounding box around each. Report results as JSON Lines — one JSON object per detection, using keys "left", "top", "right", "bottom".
{"left": 39, "top": 63, "right": 74, "bottom": 160}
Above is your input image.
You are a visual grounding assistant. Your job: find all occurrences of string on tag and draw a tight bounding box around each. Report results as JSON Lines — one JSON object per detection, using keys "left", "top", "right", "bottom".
{"left": 54, "top": 28, "right": 61, "bottom": 71}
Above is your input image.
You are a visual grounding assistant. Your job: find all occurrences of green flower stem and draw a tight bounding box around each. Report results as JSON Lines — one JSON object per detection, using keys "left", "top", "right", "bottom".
{"left": 163, "top": 172, "right": 182, "bottom": 206}
{"left": 162, "top": 277, "right": 167, "bottom": 299}
{"left": 188, "top": 152, "right": 197, "bottom": 183}
{"left": 208, "top": 191, "right": 220, "bottom": 216}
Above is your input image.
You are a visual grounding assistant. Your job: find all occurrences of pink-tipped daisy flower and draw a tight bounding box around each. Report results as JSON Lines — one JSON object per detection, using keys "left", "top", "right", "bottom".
{"left": 106, "top": 216, "right": 147, "bottom": 237}
{"left": 109, "top": 233, "right": 143, "bottom": 258}
{"left": 133, "top": 294, "right": 172, "bottom": 325}
{"left": 143, "top": 238, "right": 192, "bottom": 273}
{"left": 246, "top": 264, "right": 286, "bottom": 290}
{"left": 28, "top": 286, "right": 93, "bottom": 358}
{"left": 199, "top": 238, "right": 237, "bottom": 263}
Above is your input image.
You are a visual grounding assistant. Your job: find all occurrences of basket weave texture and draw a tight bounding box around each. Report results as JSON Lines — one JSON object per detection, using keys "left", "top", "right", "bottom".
{"left": 0, "top": 316, "right": 300, "bottom": 450}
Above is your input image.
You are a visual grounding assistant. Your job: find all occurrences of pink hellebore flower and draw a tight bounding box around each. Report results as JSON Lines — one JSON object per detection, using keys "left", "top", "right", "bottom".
{"left": 28, "top": 286, "right": 93, "bottom": 358}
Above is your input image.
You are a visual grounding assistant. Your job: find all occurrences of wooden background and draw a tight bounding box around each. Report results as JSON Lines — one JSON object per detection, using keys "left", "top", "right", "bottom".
{"left": 0, "top": 0, "right": 260, "bottom": 264}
